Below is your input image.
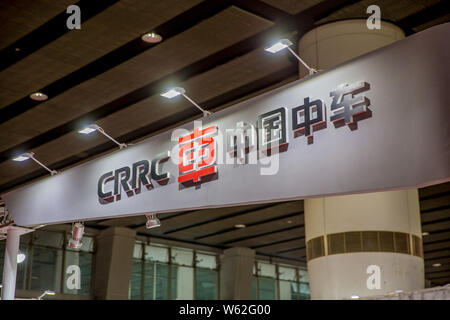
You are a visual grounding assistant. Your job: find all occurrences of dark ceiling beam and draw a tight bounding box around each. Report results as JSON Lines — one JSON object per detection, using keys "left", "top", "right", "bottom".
{"left": 0, "top": 0, "right": 120, "bottom": 72}
{"left": 0, "top": 0, "right": 230, "bottom": 125}
{"left": 0, "top": 64, "right": 297, "bottom": 193}
{"left": 231, "top": 0, "right": 293, "bottom": 23}
{"left": 194, "top": 211, "right": 303, "bottom": 240}
{"left": 222, "top": 225, "right": 303, "bottom": 246}
{"left": 0, "top": 0, "right": 372, "bottom": 188}
{"left": 163, "top": 203, "right": 282, "bottom": 235}
{"left": 397, "top": 1, "right": 450, "bottom": 35}
{"left": 250, "top": 233, "right": 304, "bottom": 249}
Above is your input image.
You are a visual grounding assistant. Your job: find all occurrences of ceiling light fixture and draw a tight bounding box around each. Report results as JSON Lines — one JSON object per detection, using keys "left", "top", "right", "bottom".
{"left": 350, "top": 295, "right": 360, "bottom": 299}
{"left": 78, "top": 124, "right": 127, "bottom": 149}
{"left": 17, "top": 252, "right": 26, "bottom": 264}
{"left": 265, "top": 39, "right": 317, "bottom": 75}
{"left": 37, "top": 290, "right": 56, "bottom": 300}
{"left": 234, "top": 224, "right": 246, "bottom": 229}
{"left": 161, "top": 87, "right": 212, "bottom": 117}
{"left": 145, "top": 214, "right": 161, "bottom": 229}
{"left": 68, "top": 222, "right": 85, "bottom": 249}
{"left": 12, "top": 152, "right": 57, "bottom": 175}
{"left": 422, "top": 232, "right": 429, "bottom": 236}
{"left": 30, "top": 92, "right": 48, "bottom": 101}
{"left": 141, "top": 32, "right": 163, "bottom": 43}
{"left": 432, "top": 263, "right": 442, "bottom": 267}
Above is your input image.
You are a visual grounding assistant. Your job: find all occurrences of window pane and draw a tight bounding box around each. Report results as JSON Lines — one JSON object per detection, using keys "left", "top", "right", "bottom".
{"left": 251, "top": 277, "right": 257, "bottom": 299}
{"left": 34, "top": 231, "right": 63, "bottom": 248}
{"left": 79, "top": 236, "right": 94, "bottom": 253}
{"left": 171, "top": 248, "right": 193, "bottom": 266}
{"left": 129, "top": 260, "right": 142, "bottom": 300}
{"left": 145, "top": 245, "right": 169, "bottom": 263}
{"left": 63, "top": 251, "right": 93, "bottom": 295}
{"left": 16, "top": 244, "right": 29, "bottom": 291}
{"left": 279, "top": 280, "right": 294, "bottom": 300}
{"left": 196, "top": 253, "right": 216, "bottom": 269}
{"left": 279, "top": 266, "right": 296, "bottom": 281}
{"left": 31, "top": 247, "right": 63, "bottom": 292}
{"left": 196, "top": 268, "right": 217, "bottom": 300}
{"left": 300, "top": 282, "right": 311, "bottom": 300}
{"left": 258, "top": 278, "right": 277, "bottom": 300}
{"left": 171, "top": 265, "right": 194, "bottom": 299}
{"left": 258, "top": 262, "right": 276, "bottom": 278}
{"left": 299, "top": 269, "right": 309, "bottom": 283}
{"left": 143, "top": 262, "right": 154, "bottom": 299}
{"left": 144, "top": 262, "right": 169, "bottom": 299}
{"left": 133, "top": 243, "right": 143, "bottom": 259}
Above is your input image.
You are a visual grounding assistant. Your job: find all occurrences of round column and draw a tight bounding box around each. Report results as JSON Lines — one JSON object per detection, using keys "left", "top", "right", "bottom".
{"left": 299, "top": 20, "right": 424, "bottom": 299}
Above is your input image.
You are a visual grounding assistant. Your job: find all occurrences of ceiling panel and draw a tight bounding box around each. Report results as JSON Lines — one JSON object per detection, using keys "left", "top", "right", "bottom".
{"left": 261, "top": 0, "right": 324, "bottom": 14}
{"left": 0, "top": 0, "right": 75, "bottom": 50}
{"left": 0, "top": 48, "right": 291, "bottom": 187}
{"left": 226, "top": 226, "right": 304, "bottom": 248}
{"left": 0, "top": 6, "right": 274, "bottom": 153}
{"left": 199, "top": 213, "right": 304, "bottom": 244}
{"left": 162, "top": 201, "right": 302, "bottom": 241}
{"left": 0, "top": 0, "right": 204, "bottom": 109}
{"left": 315, "top": 0, "right": 441, "bottom": 25}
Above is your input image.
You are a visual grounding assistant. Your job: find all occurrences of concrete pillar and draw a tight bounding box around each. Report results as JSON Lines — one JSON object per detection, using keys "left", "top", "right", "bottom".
{"left": 299, "top": 20, "right": 424, "bottom": 299}
{"left": 219, "top": 247, "right": 255, "bottom": 299}
{"left": 298, "top": 19, "right": 405, "bottom": 78}
{"left": 1, "top": 228, "right": 20, "bottom": 300}
{"left": 93, "top": 227, "right": 136, "bottom": 299}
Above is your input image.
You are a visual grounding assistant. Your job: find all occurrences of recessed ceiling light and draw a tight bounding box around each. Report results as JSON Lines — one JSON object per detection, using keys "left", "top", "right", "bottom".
{"left": 141, "top": 32, "right": 162, "bottom": 43}
{"left": 422, "top": 232, "right": 429, "bottom": 236}
{"left": 15, "top": 48, "right": 20, "bottom": 52}
{"left": 30, "top": 92, "right": 48, "bottom": 101}
{"left": 432, "top": 263, "right": 441, "bottom": 267}
{"left": 286, "top": 220, "right": 292, "bottom": 224}
{"left": 235, "top": 224, "right": 246, "bottom": 229}
{"left": 350, "top": 295, "right": 359, "bottom": 299}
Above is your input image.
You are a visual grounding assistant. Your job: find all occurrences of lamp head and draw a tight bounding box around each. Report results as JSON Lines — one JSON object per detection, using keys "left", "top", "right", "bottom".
{"left": 264, "top": 39, "right": 293, "bottom": 53}
{"left": 160, "top": 87, "right": 185, "bottom": 99}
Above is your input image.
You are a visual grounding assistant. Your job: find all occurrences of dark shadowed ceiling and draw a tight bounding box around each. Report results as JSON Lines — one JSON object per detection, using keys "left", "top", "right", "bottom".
{"left": 0, "top": 0, "right": 448, "bottom": 287}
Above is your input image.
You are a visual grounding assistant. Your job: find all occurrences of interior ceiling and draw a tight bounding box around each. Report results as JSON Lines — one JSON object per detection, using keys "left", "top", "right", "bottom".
{"left": 0, "top": 0, "right": 448, "bottom": 285}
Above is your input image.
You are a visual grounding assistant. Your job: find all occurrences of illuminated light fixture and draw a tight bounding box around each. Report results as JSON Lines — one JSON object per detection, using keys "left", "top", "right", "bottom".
{"left": 234, "top": 224, "right": 246, "bottom": 229}
{"left": 37, "top": 290, "right": 56, "bottom": 300}
{"left": 350, "top": 295, "right": 360, "bottom": 299}
{"left": 17, "top": 252, "right": 26, "bottom": 263}
{"left": 68, "top": 222, "right": 85, "bottom": 249}
{"left": 145, "top": 214, "right": 161, "bottom": 229}
{"left": 78, "top": 124, "right": 127, "bottom": 149}
{"left": 161, "top": 87, "right": 212, "bottom": 117}
{"left": 432, "top": 263, "right": 442, "bottom": 267}
{"left": 286, "top": 220, "right": 292, "bottom": 224}
{"left": 265, "top": 39, "right": 317, "bottom": 75}
{"left": 15, "top": 48, "right": 20, "bottom": 52}
{"left": 141, "top": 32, "right": 163, "bottom": 43}
{"left": 422, "top": 232, "right": 429, "bottom": 236}
{"left": 30, "top": 92, "right": 48, "bottom": 101}
{"left": 12, "top": 152, "right": 58, "bottom": 176}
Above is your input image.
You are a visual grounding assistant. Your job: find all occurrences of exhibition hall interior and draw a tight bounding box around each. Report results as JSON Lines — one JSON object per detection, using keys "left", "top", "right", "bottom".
{"left": 0, "top": 0, "right": 449, "bottom": 301}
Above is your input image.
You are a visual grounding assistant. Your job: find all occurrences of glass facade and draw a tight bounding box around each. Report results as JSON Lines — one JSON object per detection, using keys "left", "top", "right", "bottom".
{"left": 252, "top": 260, "right": 310, "bottom": 300}
{"left": 129, "top": 242, "right": 219, "bottom": 300}
{"left": 0, "top": 229, "right": 94, "bottom": 296}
